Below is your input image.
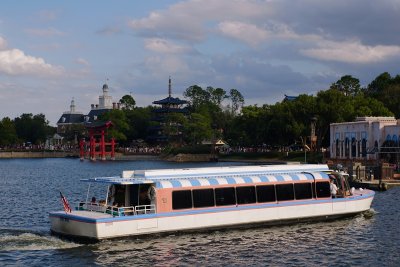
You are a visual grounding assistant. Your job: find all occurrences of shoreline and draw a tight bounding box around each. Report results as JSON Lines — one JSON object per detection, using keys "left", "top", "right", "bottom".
{"left": 0, "top": 151, "right": 292, "bottom": 164}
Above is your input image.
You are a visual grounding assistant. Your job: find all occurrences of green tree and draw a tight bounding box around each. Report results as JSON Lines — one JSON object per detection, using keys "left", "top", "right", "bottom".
{"left": 14, "top": 113, "right": 52, "bottom": 144}
{"left": 124, "top": 106, "right": 153, "bottom": 141}
{"left": 330, "top": 75, "right": 361, "bottom": 96}
{"left": 99, "top": 110, "right": 130, "bottom": 143}
{"left": 119, "top": 94, "right": 136, "bottom": 110}
{"left": 0, "top": 117, "right": 18, "bottom": 146}
{"left": 206, "top": 87, "right": 228, "bottom": 106}
{"left": 229, "top": 89, "right": 244, "bottom": 114}
{"left": 365, "top": 72, "right": 400, "bottom": 118}
{"left": 184, "top": 113, "right": 212, "bottom": 145}
{"left": 183, "top": 85, "right": 211, "bottom": 109}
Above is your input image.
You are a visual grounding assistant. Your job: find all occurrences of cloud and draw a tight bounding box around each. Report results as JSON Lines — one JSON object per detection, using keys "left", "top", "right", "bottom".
{"left": 25, "top": 27, "right": 65, "bottom": 37}
{"left": 301, "top": 39, "right": 400, "bottom": 63}
{"left": 128, "top": 0, "right": 268, "bottom": 42}
{"left": 96, "top": 26, "right": 122, "bottom": 36}
{"left": 217, "top": 21, "right": 269, "bottom": 46}
{"left": 144, "top": 38, "right": 193, "bottom": 54}
{"left": 75, "top": 58, "right": 90, "bottom": 66}
{"left": 0, "top": 48, "right": 64, "bottom": 76}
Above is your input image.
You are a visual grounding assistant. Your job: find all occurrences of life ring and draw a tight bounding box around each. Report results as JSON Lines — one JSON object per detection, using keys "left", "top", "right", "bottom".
{"left": 147, "top": 186, "right": 156, "bottom": 202}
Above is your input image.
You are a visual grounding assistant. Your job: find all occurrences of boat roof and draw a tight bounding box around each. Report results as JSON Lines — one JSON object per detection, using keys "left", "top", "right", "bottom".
{"left": 82, "top": 164, "right": 330, "bottom": 189}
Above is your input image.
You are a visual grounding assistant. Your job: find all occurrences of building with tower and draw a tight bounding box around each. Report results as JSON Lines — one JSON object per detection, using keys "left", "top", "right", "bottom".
{"left": 56, "top": 83, "right": 119, "bottom": 134}
{"left": 56, "top": 98, "right": 84, "bottom": 134}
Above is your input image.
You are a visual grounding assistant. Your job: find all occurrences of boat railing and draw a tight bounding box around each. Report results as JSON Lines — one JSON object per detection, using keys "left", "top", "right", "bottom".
{"left": 135, "top": 204, "right": 156, "bottom": 215}
{"left": 77, "top": 202, "right": 108, "bottom": 212}
{"left": 77, "top": 202, "right": 156, "bottom": 217}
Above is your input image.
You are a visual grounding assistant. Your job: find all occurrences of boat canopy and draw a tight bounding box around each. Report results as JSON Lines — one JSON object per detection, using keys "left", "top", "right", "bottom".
{"left": 81, "top": 171, "right": 329, "bottom": 189}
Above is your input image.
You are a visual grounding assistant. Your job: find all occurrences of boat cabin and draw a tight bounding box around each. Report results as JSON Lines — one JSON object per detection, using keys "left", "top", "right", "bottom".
{"left": 76, "top": 164, "right": 354, "bottom": 217}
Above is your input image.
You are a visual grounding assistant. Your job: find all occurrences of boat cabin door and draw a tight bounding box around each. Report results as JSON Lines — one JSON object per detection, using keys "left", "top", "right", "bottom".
{"left": 129, "top": 183, "right": 156, "bottom": 207}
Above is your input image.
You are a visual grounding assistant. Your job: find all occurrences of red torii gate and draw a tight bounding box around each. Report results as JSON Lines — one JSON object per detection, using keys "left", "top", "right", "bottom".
{"left": 79, "top": 121, "right": 116, "bottom": 161}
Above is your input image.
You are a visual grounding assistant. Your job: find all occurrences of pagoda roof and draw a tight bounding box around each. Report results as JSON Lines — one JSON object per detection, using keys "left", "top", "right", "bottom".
{"left": 152, "top": 107, "right": 189, "bottom": 114}
{"left": 153, "top": 96, "right": 187, "bottom": 105}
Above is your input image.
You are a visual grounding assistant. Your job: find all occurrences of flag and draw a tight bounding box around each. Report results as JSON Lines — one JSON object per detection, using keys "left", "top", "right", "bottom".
{"left": 60, "top": 191, "right": 72, "bottom": 213}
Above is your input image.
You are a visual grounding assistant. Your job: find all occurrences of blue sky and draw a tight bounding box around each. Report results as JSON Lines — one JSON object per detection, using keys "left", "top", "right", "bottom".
{"left": 1, "top": 0, "right": 400, "bottom": 125}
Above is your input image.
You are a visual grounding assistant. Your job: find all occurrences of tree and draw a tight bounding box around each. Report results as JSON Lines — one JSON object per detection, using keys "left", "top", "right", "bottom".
{"left": 184, "top": 113, "right": 212, "bottom": 145}
{"left": 124, "top": 106, "right": 153, "bottom": 141}
{"left": 119, "top": 95, "right": 136, "bottom": 110}
{"left": 365, "top": 72, "right": 400, "bottom": 118}
{"left": 330, "top": 75, "right": 361, "bottom": 96}
{"left": 206, "top": 87, "right": 228, "bottom": 106}
{"left": 366, "top": 72, "right": 392, "bottom": 96}
{"left": 229, "top": 89, "right": 244, "bottom": 114}
{"left": 0, "top": 117, "right": 17, "bottom": 146}
{"left": 183, "top": 85, "right": 211, "bottom": 109}
{"left": 99, "top": 110, "right": 130, "bottom": 143}
{"left": 14, "top": 113, "right": 53, "bottom": 144}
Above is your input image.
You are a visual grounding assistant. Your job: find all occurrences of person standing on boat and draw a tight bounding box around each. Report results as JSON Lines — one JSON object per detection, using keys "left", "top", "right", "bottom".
{"left": 330, "top": 177, "right": 338, "bottom": 198}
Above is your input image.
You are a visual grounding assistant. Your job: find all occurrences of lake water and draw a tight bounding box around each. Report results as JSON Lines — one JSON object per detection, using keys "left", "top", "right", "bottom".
{"left": 0, "top": 158, "right": 399, "bottom": 266}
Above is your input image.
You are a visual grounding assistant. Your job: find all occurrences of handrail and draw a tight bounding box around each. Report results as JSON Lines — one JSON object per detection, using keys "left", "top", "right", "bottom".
{"left": 77, "top": 202, "right": 156, "bottom": 217}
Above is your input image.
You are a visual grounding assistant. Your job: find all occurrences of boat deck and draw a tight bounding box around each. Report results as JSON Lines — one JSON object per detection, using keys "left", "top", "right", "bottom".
{"left": 51, "top": 210, "right": 113, "bottom": 219}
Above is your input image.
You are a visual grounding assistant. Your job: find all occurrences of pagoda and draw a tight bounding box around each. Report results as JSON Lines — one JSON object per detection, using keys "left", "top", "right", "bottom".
{"left": 148, "top": 77, "right": 188, "bottom": 144}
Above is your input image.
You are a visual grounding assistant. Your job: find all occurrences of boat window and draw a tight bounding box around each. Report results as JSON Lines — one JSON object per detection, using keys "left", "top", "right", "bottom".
{"left": 315, "top": 182, "right": 331, "bottom": 198}
{"left": 256, "top": 185, "right": 276, "bottom": 203}
{"left": 276, "top": 184, "right": 294, "bottom": 201}
{"left": 294, "top": 183, "right": 313, "bottom": 200}
{"left": 172, "top": 190, "right": 192, "bottom": 210}
{"left": 215, "top": 187, "right": 236, "bottom": 206}
{"left": 236, "top": 186, "right": 256, "bottom": 204}
{"left": 193, "top": 189, "right": 215, "bottom": 208}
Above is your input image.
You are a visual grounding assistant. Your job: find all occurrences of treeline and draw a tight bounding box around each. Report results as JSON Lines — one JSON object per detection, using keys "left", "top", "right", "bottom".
{"left": 0, "top": 72, "right": 399, "bottom": 149}
{"left": 0, "top": 113, "right": 55, "bottom": 146}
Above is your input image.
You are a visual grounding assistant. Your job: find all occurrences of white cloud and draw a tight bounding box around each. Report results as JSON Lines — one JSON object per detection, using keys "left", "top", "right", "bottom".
{"left": 0, "top": 48, "right": 64, "bottom": 76}
{"left": 218, "top": 21, "right": 269, "bottom": 46}
{"left": 143, "top": 55, "right": 189, "bottom": 74}
{"left": 301, "top": 39, "right": 400, "bottom": 63}
{"left": 75, "top": 58, "right": 90, "bottom": 66}
{"left": 128, "top": 0, "right": 269, "bottom": 42}
{"left": 144, "top": 38, "right": 192, "bottom": 54}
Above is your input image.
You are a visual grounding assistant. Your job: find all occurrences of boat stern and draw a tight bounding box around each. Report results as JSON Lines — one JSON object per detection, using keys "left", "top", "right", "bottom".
{"left": 49, "top": 211, "right": 101, "bottom": 240}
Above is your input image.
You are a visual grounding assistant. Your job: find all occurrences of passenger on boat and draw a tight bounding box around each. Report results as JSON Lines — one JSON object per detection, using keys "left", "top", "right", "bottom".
{"left": 330, "top": 177, "right": 338, "bottom": 198}
{"left": 91, "top": 196, "right": 97, "bottom": 204}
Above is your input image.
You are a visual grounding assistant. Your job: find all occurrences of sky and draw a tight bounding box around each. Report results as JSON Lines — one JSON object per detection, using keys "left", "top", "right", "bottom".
{"left": 1, "top": 0, "right": 400, "bottom": 126}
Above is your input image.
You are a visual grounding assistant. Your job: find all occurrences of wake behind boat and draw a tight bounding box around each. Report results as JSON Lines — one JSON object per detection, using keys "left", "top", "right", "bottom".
{"left": 49, "top": 164, "right": 374, "bottom": 240}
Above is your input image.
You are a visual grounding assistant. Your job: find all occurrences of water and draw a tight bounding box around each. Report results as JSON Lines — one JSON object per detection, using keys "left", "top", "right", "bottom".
{"left": 0, "top": 159, "right": 399, "bottom": 266}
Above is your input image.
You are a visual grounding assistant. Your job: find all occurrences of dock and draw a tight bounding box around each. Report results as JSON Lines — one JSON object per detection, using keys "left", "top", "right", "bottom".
{"left": 350, "top": 179, "right": 400, "bottom": 191}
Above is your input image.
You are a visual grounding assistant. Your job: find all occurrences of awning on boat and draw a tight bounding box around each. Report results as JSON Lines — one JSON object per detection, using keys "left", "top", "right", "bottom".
{"left": 156, "top": 172, "right": 329, "bottom": 189}
{"left": 82, "top": 172, "right": 329, "bottom": 189}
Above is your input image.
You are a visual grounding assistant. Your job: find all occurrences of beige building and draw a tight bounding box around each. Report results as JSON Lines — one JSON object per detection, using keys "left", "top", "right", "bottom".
{"left": 330, "top": 117, "right": 400, "bottom": 161}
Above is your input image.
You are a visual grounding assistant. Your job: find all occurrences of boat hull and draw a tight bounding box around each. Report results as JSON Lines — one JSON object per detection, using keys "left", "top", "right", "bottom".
{"left": 49, "top": 190, "right": 374, "bottom": 240}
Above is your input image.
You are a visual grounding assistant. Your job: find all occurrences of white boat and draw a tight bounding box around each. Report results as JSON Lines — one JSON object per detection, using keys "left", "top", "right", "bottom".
{"left": 49, "top": 164, "right": 374, "bottom": 240}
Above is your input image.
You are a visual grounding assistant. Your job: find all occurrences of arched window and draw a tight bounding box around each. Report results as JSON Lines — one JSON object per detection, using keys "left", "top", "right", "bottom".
{"left": 351, "top": 137, "right": 356, "bottom": 157}
{"left": 345, "top": 138, "right": 350, "bottom": 158}
{"left": 336, "top": 139, "right": 340, "bottom": 157}
{"left": 393, "top": 135, "right": 398, "bottom": 147}
{"left": 362, "top": 138, "right": 367, "bottom": 157}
